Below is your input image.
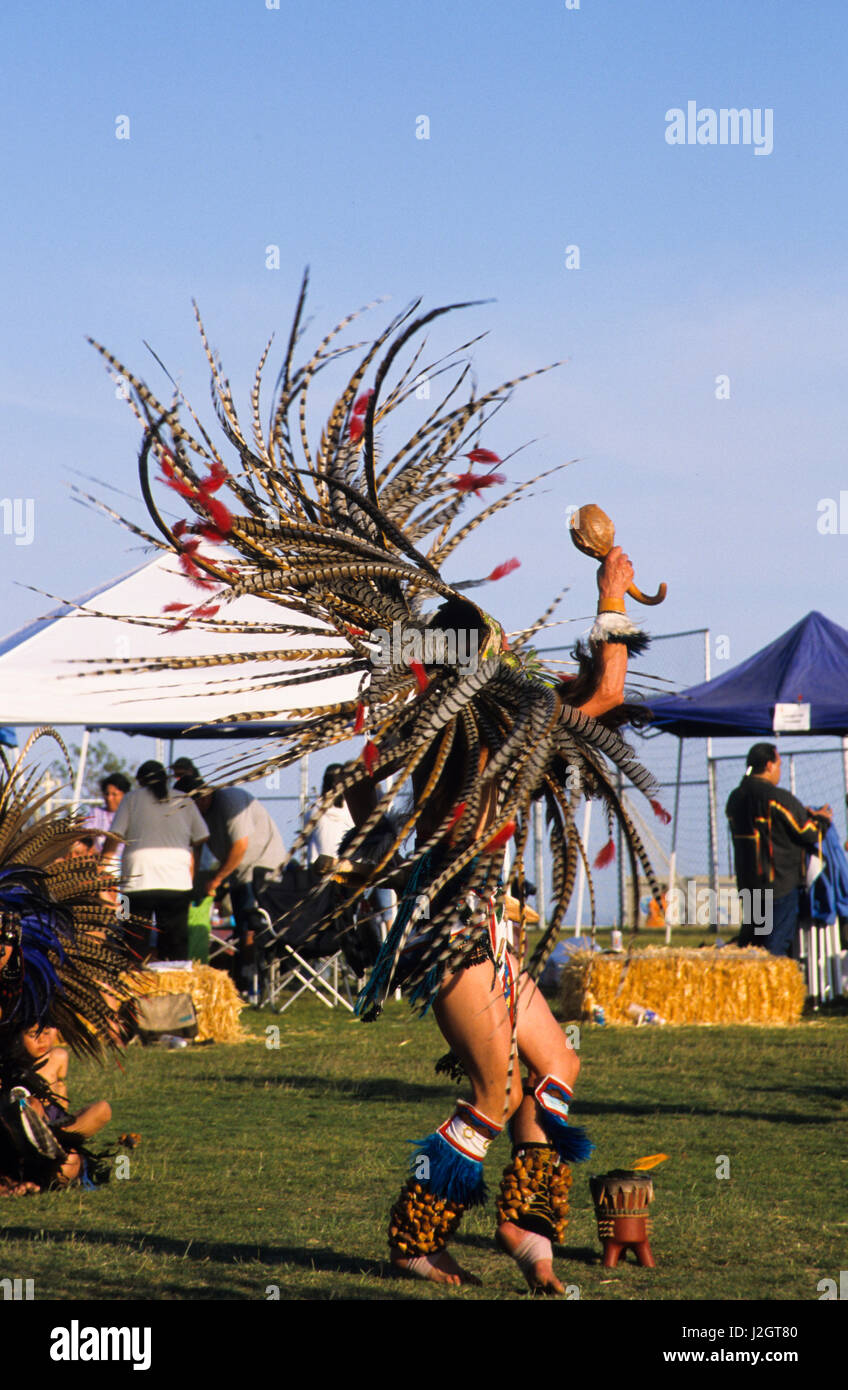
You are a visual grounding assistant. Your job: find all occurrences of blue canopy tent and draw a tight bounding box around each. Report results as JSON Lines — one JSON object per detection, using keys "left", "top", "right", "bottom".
{"left": 643, "top": 613, "right": 848, "bottom": 993}
{"left": 646, "top": 611, "right": 848, "bottom": 739}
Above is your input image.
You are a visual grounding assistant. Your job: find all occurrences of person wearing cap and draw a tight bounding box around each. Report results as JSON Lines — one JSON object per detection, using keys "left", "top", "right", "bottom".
{"left": 177, "top": 774, "right": 285, "bottom": 987}
{"left": 171, "top": 757, "right": 201, "bottom": 788}
{"left": 725, "top": 743, "right": 832, "bottom": 955}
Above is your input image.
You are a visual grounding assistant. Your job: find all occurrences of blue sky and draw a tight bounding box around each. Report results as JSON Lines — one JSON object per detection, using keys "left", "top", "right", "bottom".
{"left": 1, "top": 1, "right": 846, "bottom": 861}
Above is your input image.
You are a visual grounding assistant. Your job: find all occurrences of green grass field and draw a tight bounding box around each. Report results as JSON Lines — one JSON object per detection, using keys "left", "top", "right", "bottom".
{"left": 2, "top": 991, "right": 846, "bottom": 1302}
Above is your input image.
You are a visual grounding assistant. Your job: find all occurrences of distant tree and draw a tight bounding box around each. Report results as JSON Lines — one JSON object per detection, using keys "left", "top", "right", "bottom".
{"left": 49, "top": 740, "right": 133, "bottom": 802}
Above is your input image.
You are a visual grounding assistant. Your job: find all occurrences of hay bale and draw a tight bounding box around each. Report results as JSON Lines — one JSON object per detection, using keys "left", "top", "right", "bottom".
{"left": 132, "top": 964, "right": 249, "bottom": 1043}
{"left": 559, "top": 947, "right": 806, "bottom": 1026}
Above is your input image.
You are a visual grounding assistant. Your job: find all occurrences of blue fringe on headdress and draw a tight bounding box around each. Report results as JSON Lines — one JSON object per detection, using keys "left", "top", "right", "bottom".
{"left": 409, "top": 1130, "right": 488, "bottom": 1208}
{"left": 355, "top": 854, "right": 431, "bottom": 1021}
{"left": 408, "top": 964, "right": 442, "bottom": 1017}
{"left": 0, "top": 869, "right": 69, "bottom": 1027}
{"left": 536, "top": 1109, "right": 594, "bottom": 1164}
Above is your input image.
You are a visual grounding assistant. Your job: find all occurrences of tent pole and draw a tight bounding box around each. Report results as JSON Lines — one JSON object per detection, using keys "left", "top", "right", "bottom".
{"left": 704, "top": 630, "right": 720, "bottom": 905}
{"left": 616, "top": 769, "right": 625, "bottom": 929}
{"left": 299, "top": 755, "right": 309, "bottom": 826}
{"left": 789, "top": 753, "right": 796, "bottom": 796}
{"left": 72, "top": 729, "right": 91, "bottom": 810}
{"left": 573, "top": 799, "right": 591, "bottom": 935}
{"left": 707, "top": 756, "right": 720, "bottom": 902}
{"left": 533, "top": 798, "right": 545, "bottom": 927}
{"left": 41, "top": 769, "right": 55, "bottom": 815}
{"left": 666, "top": 737, "right": 684, "bottom": 945}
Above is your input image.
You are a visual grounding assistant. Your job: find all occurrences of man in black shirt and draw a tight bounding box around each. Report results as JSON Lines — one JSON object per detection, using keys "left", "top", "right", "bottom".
{"left": 725, "top": 743, "right": 832, "bottom": 955}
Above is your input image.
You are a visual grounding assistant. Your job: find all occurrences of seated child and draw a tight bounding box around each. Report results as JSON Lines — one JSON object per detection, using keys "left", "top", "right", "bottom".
{"left": 0, "top": 1024, "right": 112, "bottom": 1190}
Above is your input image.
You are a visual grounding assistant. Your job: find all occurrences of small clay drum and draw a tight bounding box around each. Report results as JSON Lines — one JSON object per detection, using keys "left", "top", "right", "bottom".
{"left": 590, "top": 1169, "right": 656, "bottom": 1268}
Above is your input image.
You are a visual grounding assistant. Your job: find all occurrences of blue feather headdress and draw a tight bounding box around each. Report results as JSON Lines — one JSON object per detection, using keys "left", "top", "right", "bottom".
{"left": 0, "top": 730, "right": 139, "bottom": 1057}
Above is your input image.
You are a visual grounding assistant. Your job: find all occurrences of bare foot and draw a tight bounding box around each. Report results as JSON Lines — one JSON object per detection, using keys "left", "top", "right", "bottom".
{"left": 391, "top": 1247, "right": 482, "bottom": 1287}
{"left": 0, "top": 1180, "right": 40, "bottom": 1196}
{"left": 496, "top": 1221, "right": 565, "bottom": 1295}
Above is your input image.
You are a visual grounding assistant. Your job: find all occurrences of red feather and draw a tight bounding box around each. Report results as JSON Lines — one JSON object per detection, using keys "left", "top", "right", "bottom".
{"left": 162, "top": 602, "right": 190, "bottom": 613}
{"left": 453, "top": 470, "right": 506, "bottom": 494}
{"left": 199, "top": 494, "right": 233, "bottom": 537}
{"left": 482, "top": 820, "right": 516, "bottom": 854}
{"left": 198, "top": 461, "right": 229, "bottom": 494}
{"left": 486, "top": 557, "right": 520, "bottom": 582}
{"left": 651, "top": 799, "right": 672, "bottom": 825}
{"left": 363, "top": 739, "right": 379, "bottom": 775}
{"left": 173, "top": 519, "right": 188, "bottom": 539}
{"left": 161, "top": 473, "right": 196, "bottom": 501}
{"left": 464, "top": 447, "right": 501, "bottom": 465}
{"left": 446, "top": 801, "right": 467, "bottom": 830}
{"left": 349, "top": 415, "right": 365, "bottom": 442}
{"left": 177, "top": 547, "right": 216, "bottom": 590}
{"left": 409, "top": 659, "right": 429, "bottom": 692}
{"left": 159, "top": 454, "right": 196, "bottom": 500}
{"left": 352, "top": 389, "right": 373, "bottom": 415}
{"left": 178, "top": 552, "right": 201, "bottom": 578}
{"left": 353, "top": 703, "right": 366, "bottom": 734}
{"left": 346, "top": 625, "right": 368, "bottom": 638}
{"left": 191, "top": 604, "right": 220, "bottom": 619}
{"left": 594, "top": 838, "right": 616, "bottom": 869}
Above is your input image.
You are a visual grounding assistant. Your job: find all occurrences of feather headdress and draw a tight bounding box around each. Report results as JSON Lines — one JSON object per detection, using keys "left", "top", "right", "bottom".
{"left": 0, "top": 731, "right": 138, "bottom": 1055}
{"left": 88, "top": 274, "right": 662, "bottom": 1014}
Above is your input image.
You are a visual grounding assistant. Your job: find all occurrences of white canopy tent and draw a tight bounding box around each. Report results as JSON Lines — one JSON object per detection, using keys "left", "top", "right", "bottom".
{"left": 0, "top": 550, "right": 359, "bottom": 803}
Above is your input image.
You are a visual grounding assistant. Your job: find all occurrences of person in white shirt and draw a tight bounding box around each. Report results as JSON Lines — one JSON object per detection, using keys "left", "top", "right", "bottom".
{"left": 103, "top": 761, "right": 208, "bottom": 961}
{"left": 307, "top": 765, "right": 355, "bottom": 865}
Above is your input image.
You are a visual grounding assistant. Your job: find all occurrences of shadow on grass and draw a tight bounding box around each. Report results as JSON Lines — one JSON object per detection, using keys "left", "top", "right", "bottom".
{"left": 211, "top": 1073, "right": 452, "bottom": 1102}
{"left": 573, "top": 1098, "right": 838, "bottom": 1125}
{"left": 0, "top": 1224, "right": 423, "bottom": 1295}
{"left": 746, "top": 1082, "right": 848, "bottom": 1103}
{"left": 199, "top": 1074, "right": 841, "bottom": 1122}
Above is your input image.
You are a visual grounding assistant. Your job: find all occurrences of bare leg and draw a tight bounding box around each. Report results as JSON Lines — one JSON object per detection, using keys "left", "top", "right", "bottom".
{"left": 54, "top": 1151, "right": 82, "bottom": 1186}
{"left": 433, "top": 961, "right": 526, "bottom": 1121}
{"left": 61, "top": 1100, "right": 112, "bottom": 1142}
{"left": 391, "top": 961, "right": 523, "bottom": 1286}
{"left": 497, "top": 966, "right": 580, "bottom": 1294}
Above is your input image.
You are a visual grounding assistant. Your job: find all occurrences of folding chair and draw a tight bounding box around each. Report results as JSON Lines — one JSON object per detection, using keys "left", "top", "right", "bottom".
{"left": 208, "top": 922, "right": 239, "bottom": 968}
{"left": 259, "top": 913, "right": 356, "bottom": 1013}
{"left": 254, "top": 863, "right": 359, "bottom": 1012}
